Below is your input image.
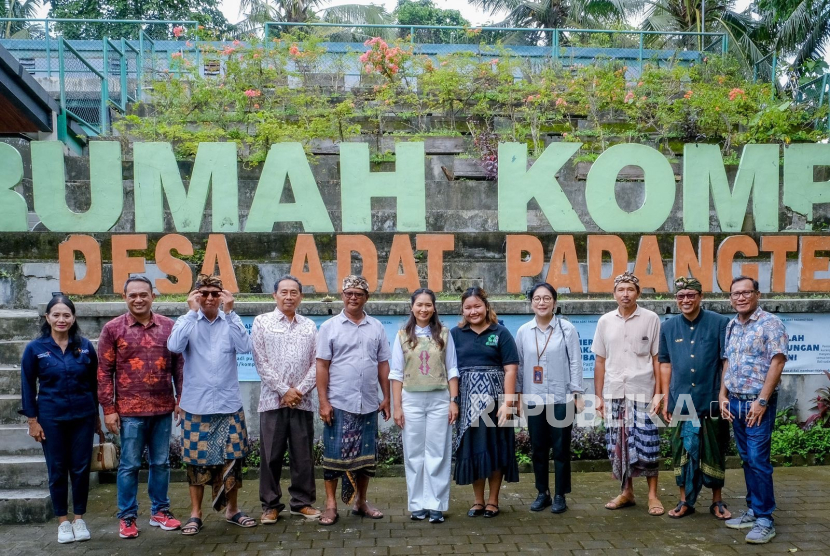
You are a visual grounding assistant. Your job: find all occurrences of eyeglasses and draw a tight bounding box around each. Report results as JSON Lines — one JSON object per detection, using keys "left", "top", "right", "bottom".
{"left": 532, "top": 296, "right": 554, "bottom": 303}
{"left": 198, "top": 291, "right": 221, "bottom": 298}
{"left": 343, "top": 291, "right": 366, "bottom": 299}
{"left": 730, "top": 290, "right": 757, "bottom": 300}
{"left": 675, "top": 293, "right": 699, "bottom": 300}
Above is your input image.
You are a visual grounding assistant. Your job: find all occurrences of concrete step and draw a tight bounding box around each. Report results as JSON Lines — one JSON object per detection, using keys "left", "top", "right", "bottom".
{"left": 0, "top": 489, "right": 52, "bottom": 524}
{"left": 0, "top": 365, "right": 20, "bottom": 395}
{"left": 0, "top": 394, "right": 25, "bottom": 424}
{"left": 0, "top": 340, "right": 26, "bottom": 367}
{"left": 0, "top": 424, "right": 41, "bottom": 455}
{"left": 0, "top": 310, "right": 41, "bottom": 341}
{"left": 0, "top": 455, "right": 48, "bottom": 488}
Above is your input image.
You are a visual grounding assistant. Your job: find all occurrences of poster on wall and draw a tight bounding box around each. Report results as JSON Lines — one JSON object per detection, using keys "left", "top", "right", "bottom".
{"left": 234, "top": 312, "right": 830, "bottom": 381}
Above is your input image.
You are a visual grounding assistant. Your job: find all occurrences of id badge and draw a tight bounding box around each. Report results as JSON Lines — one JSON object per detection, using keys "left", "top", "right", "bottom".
{"left": 533, "top": 366, "right": 544, "bottom": 384}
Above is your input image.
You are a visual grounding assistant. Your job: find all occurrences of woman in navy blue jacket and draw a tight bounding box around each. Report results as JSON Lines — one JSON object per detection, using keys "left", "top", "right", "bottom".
{"left": 20, "top": 294, "right": 100, "bottom": 544}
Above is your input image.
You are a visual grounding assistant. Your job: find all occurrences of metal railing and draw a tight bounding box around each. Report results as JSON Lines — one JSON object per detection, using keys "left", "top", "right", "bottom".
{"left": 265, "top": 22, "right": 728, "bottom": 75}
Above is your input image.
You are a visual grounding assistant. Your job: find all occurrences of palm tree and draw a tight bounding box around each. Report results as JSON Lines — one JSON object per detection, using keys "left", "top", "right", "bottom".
{"left": 236, "top": 0, "right": 395, "bottom": 40}
{"left": 0, "top": 0, "right": 43, "bottom": 39}
{"left": 640, "top": 0, "right": 765, "bottom": 71}
{"left": 751, "top": 0, "right": 830, "bottom": 71}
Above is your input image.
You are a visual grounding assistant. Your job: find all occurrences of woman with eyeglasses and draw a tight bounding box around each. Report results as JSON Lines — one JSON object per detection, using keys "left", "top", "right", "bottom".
{"left": 390, "top": 288, "right": 459, "bottom": 524}
{"left": 451, "top": 287, "right": 520, "bottom": 518}
{"left": 20, "top": 294, "right": 100, "bottom": 544}
{"left": 514, "top": 283, "right": 584, "bottom": 514}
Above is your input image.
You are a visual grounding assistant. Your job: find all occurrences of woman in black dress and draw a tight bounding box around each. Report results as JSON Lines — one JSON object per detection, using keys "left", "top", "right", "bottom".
{"left": 451, "top": 287, "right": 520, "bottom": 518}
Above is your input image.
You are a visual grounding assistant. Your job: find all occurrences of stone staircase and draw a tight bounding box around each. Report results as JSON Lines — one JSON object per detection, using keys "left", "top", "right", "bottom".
{"left": 0, "top": 310, "right": 54, "bottom": 524}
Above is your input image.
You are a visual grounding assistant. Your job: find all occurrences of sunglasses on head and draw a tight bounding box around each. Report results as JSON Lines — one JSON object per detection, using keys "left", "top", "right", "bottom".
{"left": 198, "top": 290, "right": 221, "bottom": 298}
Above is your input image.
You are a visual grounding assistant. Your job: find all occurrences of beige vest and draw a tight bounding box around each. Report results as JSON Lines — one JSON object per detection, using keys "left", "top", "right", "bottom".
{"left": 399, "top": 328, "right": 449, "bottom": 392}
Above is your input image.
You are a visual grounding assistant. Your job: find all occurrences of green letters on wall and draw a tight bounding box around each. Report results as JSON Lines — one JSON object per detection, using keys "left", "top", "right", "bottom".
{"left": 340, "top": 142, "right": 426, "bottom": 232}
{"left": 32, "top": 141, "right": 123, "bottom": 232}
{"left": 245, "top": 143, "right": 334, "bottom": 232}
{"left": 783, "top": 144, "right": 830, "bottom": 230}
{"left": 585, "top": 144, "right": 675, "bottom": 232}
{"left": 134, "top": 142, "right": 238, "bottom": 232}
{"left": 0, "top": 143, "right": 27, "bottom": 231}
{"left": 497, "top": 142, "right": 585, "bottom": 232}
{"left": 683, "top": 144, "right": 779, "bottom": 232}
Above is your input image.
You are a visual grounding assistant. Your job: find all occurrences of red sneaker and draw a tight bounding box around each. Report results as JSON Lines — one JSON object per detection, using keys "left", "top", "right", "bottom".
{"left": 149, "top": 510, "right": 182, "bottom": 531}
{"left": 119, "top": 517, "right": 139, "bottom": 539}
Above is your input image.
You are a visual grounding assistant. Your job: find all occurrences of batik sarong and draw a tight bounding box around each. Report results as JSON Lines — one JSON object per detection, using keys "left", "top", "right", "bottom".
{"left": 181, "top": 408, "right": 249, "bottom": 511}
{"left": 322, "top": 408, "right": 378, "bottom": 504}
{"left": 605, "top": 398, "right": 660, "bottom": 487}
{"left": 671, "top": 416, "right": 729, "bottom": 507}
{"left": 453, "top": 365, "right": 519, "bottom": 485}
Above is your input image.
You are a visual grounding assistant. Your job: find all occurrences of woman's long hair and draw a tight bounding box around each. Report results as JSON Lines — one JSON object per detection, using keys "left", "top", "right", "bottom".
{"left": 458, "top": 286, "right": 498, "bottom": 328}
{"left": 40, "top": 294, "right": 82, "bottom": 350}
{"left": 403, "top": 288, "right": 445, "bottom": 350}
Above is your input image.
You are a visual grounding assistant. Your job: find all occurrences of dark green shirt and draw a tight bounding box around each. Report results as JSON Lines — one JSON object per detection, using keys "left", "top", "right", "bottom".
{"left": 658, "top": 309, "right": 729, "bottom": 416}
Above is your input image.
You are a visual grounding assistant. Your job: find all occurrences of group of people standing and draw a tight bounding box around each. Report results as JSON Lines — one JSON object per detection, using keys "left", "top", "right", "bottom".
{"left": 19, "top": 270, "right": 787, "bottom": 546}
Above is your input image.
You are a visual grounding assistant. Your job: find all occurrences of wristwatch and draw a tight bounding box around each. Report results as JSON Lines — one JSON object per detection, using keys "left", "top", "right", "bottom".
{"left": 450, "top": 396, "right": 460, "bottom": 405}
{"left": 757, "top": 398, "right": 768, "bottom": 407}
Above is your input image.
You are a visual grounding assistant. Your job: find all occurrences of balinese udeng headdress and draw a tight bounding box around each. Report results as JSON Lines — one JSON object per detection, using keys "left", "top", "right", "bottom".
{"left": 613, "top": 271, "right": 640, "bottom": 289}
{"left": 674, "top": 276, "right": 702, "bottom": 293}
{"left": 195, "top": 273, "right": 223, "bottom": 289}
{"left": 342, "top": 274, "right": 369, "bottom": 292}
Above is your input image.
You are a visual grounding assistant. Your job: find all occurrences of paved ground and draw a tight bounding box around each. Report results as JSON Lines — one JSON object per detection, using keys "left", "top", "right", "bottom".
{"left": 2, "top": 467, "right": 829, "bottom": 555}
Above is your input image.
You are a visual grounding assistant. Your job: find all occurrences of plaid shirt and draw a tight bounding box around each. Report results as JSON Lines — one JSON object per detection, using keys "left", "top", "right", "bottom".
{"left": 724, "top": 308, "right": 788, "bottom": 395}
{"left": 97, "top": 312, "right": 184, "bottom": 416}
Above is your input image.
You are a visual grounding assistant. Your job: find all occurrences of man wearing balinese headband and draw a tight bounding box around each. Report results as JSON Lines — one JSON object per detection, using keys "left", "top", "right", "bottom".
{"left": 592, "top": 271, "right": 664, "bottom": 516}
{"left": 658, "top": 276, "right": 731, "bottom": 520}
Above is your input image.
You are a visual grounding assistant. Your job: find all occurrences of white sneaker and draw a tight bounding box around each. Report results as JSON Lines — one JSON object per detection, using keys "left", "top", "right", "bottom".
{"left": 72, "top": 518, "right": 91, "bottom": 541}
{"left": 57, "top": 521, "right": 75, "bottom": 544}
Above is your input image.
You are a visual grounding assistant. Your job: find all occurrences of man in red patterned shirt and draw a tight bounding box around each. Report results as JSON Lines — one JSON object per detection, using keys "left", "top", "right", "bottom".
{"left": 98, "top": 276, "right": 184, "bottom": 539}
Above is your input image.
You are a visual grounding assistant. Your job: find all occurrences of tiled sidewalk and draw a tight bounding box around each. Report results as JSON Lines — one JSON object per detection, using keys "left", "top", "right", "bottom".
{"left": 2, "top": 467, "right": 828, "bottom": 555}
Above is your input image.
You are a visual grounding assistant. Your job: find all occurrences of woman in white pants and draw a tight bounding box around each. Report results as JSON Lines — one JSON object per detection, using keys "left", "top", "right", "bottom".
{"left": 391, "top": 288, "right": 459, "bottom": 523}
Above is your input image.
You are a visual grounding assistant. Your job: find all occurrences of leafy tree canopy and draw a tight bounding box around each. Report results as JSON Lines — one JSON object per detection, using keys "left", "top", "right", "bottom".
{"left": 47, "top": 0, "right": 232, "bottom": 40}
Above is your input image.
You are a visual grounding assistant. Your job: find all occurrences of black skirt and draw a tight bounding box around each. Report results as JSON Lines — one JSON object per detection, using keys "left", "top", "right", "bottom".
{"left": 453, "top": 406, "right": 520, "bottom": 485}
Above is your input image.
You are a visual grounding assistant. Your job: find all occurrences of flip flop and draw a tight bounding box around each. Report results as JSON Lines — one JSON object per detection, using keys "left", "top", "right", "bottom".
{"left": 351, "top": 505, "right": 383, "bottom": 519}
{"left": 710, "top": 501, "right": 730, "bottom": 520}
{"left": 648, "top": 499, "right": 665, "bottom": 516}
{"left": 320, "top": 508, "right": 339, "bottom": 526}
{"left": 669, "top": 501, "right": 695, "bottom": 519}
{"left": 181, "top": 517, "right": 202, "bottom": 536}
{"left": 605, "top": 494, "right": 636, "bottom": 510}
{"left": 226, "top": 512, "right": 257, "bottom": 528}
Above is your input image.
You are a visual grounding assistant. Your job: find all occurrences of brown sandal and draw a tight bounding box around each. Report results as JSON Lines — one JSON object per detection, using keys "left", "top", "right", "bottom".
{"left": 605, "top": 494, "right": 635, "bottom": 510}
{"left": 648, "top": 498, "right": 665, "bottom": 516}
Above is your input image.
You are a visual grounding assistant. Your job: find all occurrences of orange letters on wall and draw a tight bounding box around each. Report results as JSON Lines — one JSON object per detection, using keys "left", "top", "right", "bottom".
{"left": 799, "top": 236, "right": 830, "bottom": 292}
{"left": 59, "top": 235, "right": 102, "bottom": 295}
{"left": 111, "top": 235, "right": 147, "bottom": 294}
{"left": 587, "top": 235, "right": 627, "bottom": 293}
{"left": 673, "top": 236, "right": 714, "bottom": 292}
{"left": 155, "top": 234, "right": 194, "bottom": 294}
{"left": 506, "top": 235, "right": 544, "bottom": 293}
{"left": 381, "top": 235, "right": 421, "bottom": 293}
{"left": 201, "top": 234, "right": 239, "bottom": 292}
{"left": 760, "top": 235, "right": 797, "bottom": 292}
{"left": 290, "top": 234, "right": 329, "bottom": 293}
{"left": 415, "top": 234, "right": 454, "bottom": 292}
{"left": 717, "top": 236, "right": 759, "bottom": 292}
{"left": 545, "top": 235, "right": 582, "bottom": 293}
{"left": 632, "top": 235, "right": 669, "bottom": 292}
{"left": 337, "top": 235, "right": 378, "bottom": 292}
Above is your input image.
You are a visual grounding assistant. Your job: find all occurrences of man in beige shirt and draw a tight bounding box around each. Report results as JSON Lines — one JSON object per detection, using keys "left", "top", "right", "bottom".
{"left": 592, "top": 272, "right": 664, "bottom": 516}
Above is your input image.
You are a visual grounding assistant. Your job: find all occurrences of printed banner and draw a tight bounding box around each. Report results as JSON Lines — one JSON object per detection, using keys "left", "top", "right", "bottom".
{"left": 235, "top": 312, "right": 830, "bottom": 381}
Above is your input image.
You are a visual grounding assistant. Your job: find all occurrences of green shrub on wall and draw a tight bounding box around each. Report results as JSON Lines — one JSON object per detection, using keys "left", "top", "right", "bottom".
{"left": 115, "top": 33, "right": 828, "bottom": 163}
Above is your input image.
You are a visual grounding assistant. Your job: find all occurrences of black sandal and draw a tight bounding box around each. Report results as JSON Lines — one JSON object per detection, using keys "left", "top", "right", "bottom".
{"left": 467, "top": 503, "right": 485, "bottom": 517}
{"left": 669, "top": 501, "right": 695, "bottom": 519}
{"left": 484, "top": 504, "right": 500, "bottom": 518}
{"left": 181, "top": 517, "right": 202, "bottom": 536}
{"left": 710, "top": 501, "right": 729, "bottom": 520}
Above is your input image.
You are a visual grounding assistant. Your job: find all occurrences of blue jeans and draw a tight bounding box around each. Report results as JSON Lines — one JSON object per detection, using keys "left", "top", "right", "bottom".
{"left": 117, "top": 414, "right": 172, "bottom": 519}
{"left": 729, "top": 396, "right": 776, "bottom": 521}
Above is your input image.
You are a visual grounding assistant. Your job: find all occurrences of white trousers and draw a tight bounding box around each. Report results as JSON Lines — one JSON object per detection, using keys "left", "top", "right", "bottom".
{"left": 401, "top": 389, "right": 452, "bottom": 511}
